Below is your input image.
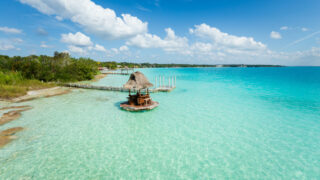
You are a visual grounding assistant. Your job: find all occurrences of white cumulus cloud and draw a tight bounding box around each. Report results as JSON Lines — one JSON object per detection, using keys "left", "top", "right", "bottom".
{"left": 20, "top": 0, "right": 148, "bottom": 39}
{"left": 40, "top": 41, "right": 53, "bottom": 48}
{"left": 93, "top": 44, "right": 106, "bottom": 52}
{"left": 108, "top": 45, "right": 130, "bottom": 54}
{"left": 55, "top": 16, "right": 63, "bottom": 21}
{"left": 270, "top": 31, "right": 282, "bottom": 39}
{"left": 127, "top": 28, "right": 189, "bottom": 53}
{"left": 127, "top": 24, "right": 268, "bottom": 60}
{"left": 68, "top": 45, "right": 87, "bottom": 54}
{"left": 61, "top": 32, "right": 93, "bottom": 47}
{"left": 61, "top": 32, "right": 108, "bottom": 54}
{"left": 12, "top": 38, "right": 23, "bottom": 43}
{"left": 280, "top": 26, "right": 288, "bottom": 30}
{"left": 0, "top": 26, "right": 23, "bottom": 34}
{"left": 189, "top": 42, "right": 214, "bottom": 53}
{"left": 190, "top": 24, "right": 266, "bottom": 50}
{"left": 37, "top": 27, "right": 48, "bottom": 36}
{"left": 119, "top": 45, "right": 129, "bottom": 51}
{"left": 0, "top": 44, "right": 15, "bottom": 51}
{"left": 40, "top": 44, "right": 49, "bottom": 48}
{"left": 0, "top": 38, "right": 23, "bottom": 51}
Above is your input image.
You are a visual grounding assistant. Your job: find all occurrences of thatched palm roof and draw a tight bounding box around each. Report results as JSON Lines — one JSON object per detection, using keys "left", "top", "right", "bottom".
{"left": 123, "top": 71, "right": 153, "bottom": 90}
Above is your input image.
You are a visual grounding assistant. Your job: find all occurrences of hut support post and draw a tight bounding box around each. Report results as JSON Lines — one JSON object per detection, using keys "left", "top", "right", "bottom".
{"left": 155, "top": 76, "right": 157, "bottom": 88}
{"left": 175, "top": 76, "right": 176, "bottom": 87}
{"left": 169, "top": 77, "right": 171, "bottom": 88}
{"left": 163, "top": 76, "right": 165, "bottom": 88}
{"left": 172, "top": 76, "right": 173, "bottom": 87}
{"left": 172, "top": 77, "right": 174, "bottom": 88}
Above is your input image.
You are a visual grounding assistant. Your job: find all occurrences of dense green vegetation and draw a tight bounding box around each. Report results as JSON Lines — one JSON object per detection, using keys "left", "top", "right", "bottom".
{"left": 99, "top": 61, "right": 118, "bottom": 69}
{"left": 0, "top": 52, "right": 99, "bottom": 99}
{"left": 0, "top": 52, "right": 99, "bottom": 82}
{"left": 0, "top": 71, "right": 55, "bottom": 99}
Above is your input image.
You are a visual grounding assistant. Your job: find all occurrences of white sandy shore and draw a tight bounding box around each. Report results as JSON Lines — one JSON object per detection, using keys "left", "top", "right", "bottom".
{"left": 11, "top": 87, "right": 71, "bottom": 103}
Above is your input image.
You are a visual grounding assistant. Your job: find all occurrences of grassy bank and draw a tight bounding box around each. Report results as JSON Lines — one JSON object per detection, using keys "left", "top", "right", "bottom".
{"left": 0, "top": 52, "right": 99, "bottom": 82}
{"left": 0, "top": 52, "right": 100, "bottom": 99}
{"left": 0, "top": 71, "right": 56, "bottom": 99}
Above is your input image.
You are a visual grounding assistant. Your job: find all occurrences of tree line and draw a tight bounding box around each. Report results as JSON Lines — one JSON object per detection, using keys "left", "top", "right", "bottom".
{"left": 0, "top": 52, "right": 99, "bottom": 82}
{"left": 0, "top": 51, "right": 283, "bottom": 83}
{"left": 99, "top": 62, "right": 283, "bottom": 69}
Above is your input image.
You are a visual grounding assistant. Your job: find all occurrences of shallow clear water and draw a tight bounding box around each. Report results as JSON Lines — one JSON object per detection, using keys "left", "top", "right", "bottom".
{"left": 1, "top": 67, "right": 320, "bottom": 179}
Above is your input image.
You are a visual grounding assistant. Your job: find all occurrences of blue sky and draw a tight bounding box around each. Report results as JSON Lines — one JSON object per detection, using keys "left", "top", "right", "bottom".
{"left": 0, "top": 0, "right": 319, "bottom": 65}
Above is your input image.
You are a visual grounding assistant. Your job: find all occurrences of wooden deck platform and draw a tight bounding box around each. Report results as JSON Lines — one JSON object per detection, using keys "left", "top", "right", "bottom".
{"left": 120, "top": 101, "right": 159, "bottom": 111}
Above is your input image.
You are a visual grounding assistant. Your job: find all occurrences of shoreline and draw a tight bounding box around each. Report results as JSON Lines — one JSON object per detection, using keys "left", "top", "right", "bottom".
{"left": 0, "top": 73, "right": 107, "bottom": 103}
{"left": 10, "top": 87, "right": 71, "bottom": 103}
{"left": 0, "top": 86, "right": 71, "bottom": 103}
{"left": 91, "top": 73, "right": 107, "bottom": 82}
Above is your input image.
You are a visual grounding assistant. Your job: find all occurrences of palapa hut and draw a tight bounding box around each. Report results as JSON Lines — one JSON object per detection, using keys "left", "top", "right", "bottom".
{"left": 120, "top": 71, "right": 159, "bottom": 111}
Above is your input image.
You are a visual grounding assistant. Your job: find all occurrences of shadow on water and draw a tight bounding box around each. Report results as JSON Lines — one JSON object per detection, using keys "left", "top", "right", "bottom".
{"left": 95, "top": 97, "right": 109, "bottom": 102}
{"left": 175, "top": 88, "right": 187, "bottom": 94}
{"left": 114, "top": 101, "right": 158, "bottom": 113}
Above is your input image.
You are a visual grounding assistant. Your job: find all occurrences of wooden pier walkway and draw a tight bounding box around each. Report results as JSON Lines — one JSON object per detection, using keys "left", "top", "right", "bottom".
{"left": 65, "top": 73, "right": 177, "bottom": 93}
{"left": 63, "top": 83, "right": 175, "bottom": 93}
{"left": 101, "top": 72, "right": 129, "bottom": 75}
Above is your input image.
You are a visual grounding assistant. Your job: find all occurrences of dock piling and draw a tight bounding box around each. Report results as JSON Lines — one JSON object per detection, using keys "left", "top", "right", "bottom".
{"left": 155, "top": 76, "right": 157, "bottom": 88}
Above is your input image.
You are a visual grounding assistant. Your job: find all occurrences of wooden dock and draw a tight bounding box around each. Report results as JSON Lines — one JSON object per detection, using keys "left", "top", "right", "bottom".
{"left": 63, "top": 83, "right": 175, "bottom": 93}
{"left": 64, "top": 73, "right": 177, "bottom": 93}
{"left": 101, "top": 72, "right": 129, "bottom": 75}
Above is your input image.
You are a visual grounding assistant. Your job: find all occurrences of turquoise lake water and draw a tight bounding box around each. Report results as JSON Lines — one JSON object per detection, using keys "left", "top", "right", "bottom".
{"left": 1, "top": 67, "right": 320, "bottom": 179}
